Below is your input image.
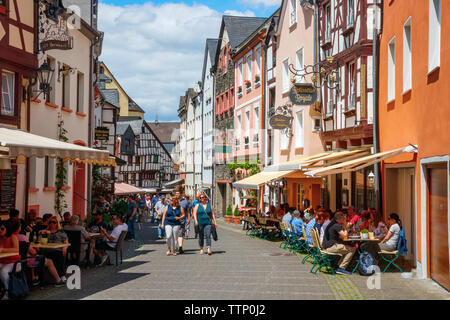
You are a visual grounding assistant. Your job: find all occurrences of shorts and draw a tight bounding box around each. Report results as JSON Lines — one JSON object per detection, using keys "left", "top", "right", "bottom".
{"left": 178, "top": 225, "right": 186, "bottom": 238}
{"left": 96, "top": 241, "right": 114, "bottom": 251}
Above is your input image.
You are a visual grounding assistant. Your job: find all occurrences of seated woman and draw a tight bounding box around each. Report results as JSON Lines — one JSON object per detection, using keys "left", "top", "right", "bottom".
{"left": 379, "top": 213, "right": 402, "bottom": 252}
{"left": 0, "top": 219, "right": 20, "bottom": 298}
{"left": 369, "top": 210, "right": 388, "bottom": 239}
{"left": 39, "top": 217, "right": 69, "bottom": 281}
{"left": 11, "top": 218, "right": 65, "bottom": 287}
{"left": 355, "top": 211, "right": 370, "bottom": 232}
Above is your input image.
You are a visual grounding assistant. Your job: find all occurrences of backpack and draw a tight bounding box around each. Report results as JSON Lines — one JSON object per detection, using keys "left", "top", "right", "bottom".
{"left": 358, "top": 251, "right": 376, "bottom": 276}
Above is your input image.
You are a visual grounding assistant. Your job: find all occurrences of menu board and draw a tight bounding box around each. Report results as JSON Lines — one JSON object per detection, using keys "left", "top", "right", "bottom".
{"left": 0, "top": 167, "right": 17, "bottom": 215}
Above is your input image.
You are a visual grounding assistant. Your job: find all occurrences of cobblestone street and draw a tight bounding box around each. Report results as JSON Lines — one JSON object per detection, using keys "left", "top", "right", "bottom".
{"left": 27, "top": 219, "right": 450, "bottom": 300}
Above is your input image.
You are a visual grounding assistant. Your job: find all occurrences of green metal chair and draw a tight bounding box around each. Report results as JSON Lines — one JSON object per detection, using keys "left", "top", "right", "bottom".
{"left": 309, "top": 229, "right": 341, "bottom": 275}
{"left": 378, "top": 250, "right": 403, "bottom": 273}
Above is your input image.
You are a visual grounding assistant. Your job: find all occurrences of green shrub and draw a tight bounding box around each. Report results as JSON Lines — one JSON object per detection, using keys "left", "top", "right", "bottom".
{"left": 234, "top": 207, "right": 240, "bottom": 217}
{"left": 226, "top": 205, "right": 233, "bottom": 216}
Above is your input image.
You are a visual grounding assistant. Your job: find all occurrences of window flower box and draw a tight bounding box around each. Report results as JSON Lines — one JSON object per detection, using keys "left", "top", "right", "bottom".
{"left": 254, "top": 75, "right": 261, "bottom": 87}
{"left": 245, "top": 80, "right": 251, "bottom": 92}
{"left": 238, "top": 86, "right": 243, "bottom": 94}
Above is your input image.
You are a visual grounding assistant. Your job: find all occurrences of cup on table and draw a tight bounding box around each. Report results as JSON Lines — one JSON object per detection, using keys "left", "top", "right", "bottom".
{"left": 368, "top": 232, "right": 375, "bottom": 240}
{"left": 40, "top": 237, "right": 48, "bottom": 244}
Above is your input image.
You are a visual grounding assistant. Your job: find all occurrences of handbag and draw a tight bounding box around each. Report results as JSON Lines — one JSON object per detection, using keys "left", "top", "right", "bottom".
{"left": 205, "top": 204, "right": 218, "bottom": 241}
{"left": 8, "top": 261, "right": 29, "bottom": 300}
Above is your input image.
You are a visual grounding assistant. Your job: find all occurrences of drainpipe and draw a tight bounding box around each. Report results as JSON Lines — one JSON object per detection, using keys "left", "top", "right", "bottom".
{"left": 373, "top": 0, "right": 382, "bottom": 212}
{"left": 211, "top": 72, "right": 216, "bottom": 208}
{"left": 87, "top": 36, "right": 96, "bottom": 216}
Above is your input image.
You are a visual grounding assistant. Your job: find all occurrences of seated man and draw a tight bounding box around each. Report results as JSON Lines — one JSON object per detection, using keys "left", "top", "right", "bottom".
{"left": 322, "top": 212, "right": 356, "bottom": 275}
{"left": 94, "top": 214, "right": 128, "bottom": 266}
{"left": 281, "top": 208, "right": 293, "bottom": 225}
{"left": 290, "top": 210, "right": 306, "bottom": 237}
{"left": 61, "top": 212, "right": 71, "bottom": 228}
{"left": 63, "top": 215, "right": 92, "bottom": 264}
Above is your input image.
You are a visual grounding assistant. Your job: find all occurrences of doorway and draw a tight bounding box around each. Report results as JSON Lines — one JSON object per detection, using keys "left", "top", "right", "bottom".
{"left": 72, "top": 162, "right": 86, "bottom": 218}
{"left": 427, "top": 164, "right": 449, "bottom": 291}
{"left": 385, "top": 167, "right": 416, "bottom": 265}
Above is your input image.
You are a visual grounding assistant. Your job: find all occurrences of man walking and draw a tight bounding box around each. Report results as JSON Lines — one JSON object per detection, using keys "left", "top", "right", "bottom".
{"left": 176, "top": 191, "right": 190, "bottom": 254}
{"left": 137, "top": 195, "right": 146, "bottom": 229}
{"left": 155, "top": 195, "right": 167, "bottom": 239}
{"left": 126, "top": 195, "right": 137, "bottom": 241}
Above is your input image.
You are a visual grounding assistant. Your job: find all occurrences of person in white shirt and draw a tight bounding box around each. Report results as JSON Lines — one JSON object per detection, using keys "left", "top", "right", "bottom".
{"left": 93, "top": 214, "right": 128, "bottom": 266}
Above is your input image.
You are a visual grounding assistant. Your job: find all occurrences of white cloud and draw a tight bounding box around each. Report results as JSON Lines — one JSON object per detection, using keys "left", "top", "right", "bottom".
{"left": 98, "top": 2, "right": 223, "bottom": 121}
{"left": 238, "top": 0, "right": 281, "bottom": 8}
{"left": 224, "top": 10, "right": 256, "bottom": 17}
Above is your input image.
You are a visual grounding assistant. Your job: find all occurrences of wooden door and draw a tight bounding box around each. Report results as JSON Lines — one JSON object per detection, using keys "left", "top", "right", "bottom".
{"left": 312, "top": 184, "right": 321, "bottom": 209}
{"left": 428, "top": 165, "right": 450, "bottom": 290}
{"left": 72, "top": 162, "right": 86, "bottom": 219}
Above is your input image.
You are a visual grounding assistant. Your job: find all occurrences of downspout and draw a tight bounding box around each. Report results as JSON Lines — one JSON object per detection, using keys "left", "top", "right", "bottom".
{"left": 373, "top": 0, "right": 382, "bottom": 212}
{"left": 211, "top": 72, "right": 216, "bottom": 208}
{"left": 87, "top": 37, "right": 95, "bottom": 215}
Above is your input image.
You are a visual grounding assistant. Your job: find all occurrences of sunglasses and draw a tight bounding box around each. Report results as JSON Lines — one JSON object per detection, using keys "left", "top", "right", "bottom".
{"left": 49, "top": 221, "right": 58, "bottom": 224}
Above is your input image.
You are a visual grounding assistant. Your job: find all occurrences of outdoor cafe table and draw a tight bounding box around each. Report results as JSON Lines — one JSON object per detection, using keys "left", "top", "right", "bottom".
{"left": 344, "top": 237, "right": 381, "bottom": 274}
{"left": 30, "top": 243, "right": 71, "bottom": 249}
{"left": 0, "top": 252, "right": 19, "bottom": 259}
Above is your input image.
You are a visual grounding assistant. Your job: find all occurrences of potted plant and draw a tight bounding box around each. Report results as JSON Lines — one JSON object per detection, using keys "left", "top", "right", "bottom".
{"left": 238, "top": 86, "right": 243, "bottom": 94}
{"left": 360, "top": 229, "right": 369, "bottom": 239}
{"left": 225, "top": 205, "right": 233, "bottom": 223}
{"left": 233, "top": 207, "right": 241, "bottom": 224}
{"left": 255, "top": 75, "right": 260, "bottom": 84}
{"left": 245, "top": 80, "right": 251, "bottom": 89}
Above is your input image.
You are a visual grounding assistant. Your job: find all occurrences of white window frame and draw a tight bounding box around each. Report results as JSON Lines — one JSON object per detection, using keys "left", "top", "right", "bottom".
{"left": 236, "top": 114, "right": 242, "bottom": 138}
{"left": 403, "top": 17, "right": 412, "bottom": 93}
{"left": 254, "top": 106, "right": 259, "bottom": 132}
{"left": 295, "top": 110, "right": 304, "bottom": 148}
{"left": 428, "top": 0, "right": 441, "bottom": 73}
{"left": 1, "top": 70, "right": 15, "bottom": 117}
{"left": 255, "top": 47, "right": 261, "bottom": 84}
{"left": 348, "top": 62, "right": 355, "bottom": 109}
{"left": 295, "top": 47, "right": 304, "bottom": 83}
{"left": 325, "top": 4, "right": 331, "bottom": 42}
{"left": 245, "top": 110, "right": 250, "bottom": 138}
{"left": 289, "top": 0, "right": 297, "bottom": 26}
{"left": 246, "top": 53, "right": 252, "bottom": 83}
{"left": 388, "top": 37, "right": 396, "bottom": 102}
{"left": 281, "top": 131, "right": 289, "bottom": 150}
{"left": 347, "top": 0, "right": 354, "bottom": 27}
{"left": 282, "top": 58, "right": 290, "bottom": 93}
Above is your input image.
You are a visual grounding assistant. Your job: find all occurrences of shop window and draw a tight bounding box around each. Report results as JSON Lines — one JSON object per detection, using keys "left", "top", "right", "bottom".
{"left": 1, "top": 71, "right": 15, "bottom": 117}
{"left": 428, "top": 0, "right": 441, "bottom": 72}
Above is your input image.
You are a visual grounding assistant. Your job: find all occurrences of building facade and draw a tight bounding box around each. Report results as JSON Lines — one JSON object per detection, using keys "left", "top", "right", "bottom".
{"left": 378, "top": 0, "right": 449, "bottom": 290}
{"left": 0, "top": 0, "right": 38, "bottom": 217}
{"left": 200, "top": 39, "right": 218, "bottom": 199}
{"left": 317, "top": 0, "right": 380, "bottom": 211}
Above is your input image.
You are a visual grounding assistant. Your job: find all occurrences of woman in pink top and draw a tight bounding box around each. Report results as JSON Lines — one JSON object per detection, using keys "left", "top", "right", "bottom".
{"left": 10, "top": 218, "right": 65, "bottom": 287}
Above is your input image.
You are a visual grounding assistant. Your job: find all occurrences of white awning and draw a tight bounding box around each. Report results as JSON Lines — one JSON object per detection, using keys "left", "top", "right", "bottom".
{"left": 0, "top": 127, "right": 113, "bottom": 166}
{"left": 305, "top": 145, "right": 418, "bottom": 177}
{"left": 233, "top": 170, "right": 295, "bottom": 189}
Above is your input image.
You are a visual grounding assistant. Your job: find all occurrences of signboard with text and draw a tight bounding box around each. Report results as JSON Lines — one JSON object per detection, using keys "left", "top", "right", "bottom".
{"left": 95, "top": 127, "right": 110, "bottom": 141}
{"left": 269, "top": 114, "right": 292, "bottom": 130}
{"left": 290, "top": 83, "right": 317, "bottom": 105}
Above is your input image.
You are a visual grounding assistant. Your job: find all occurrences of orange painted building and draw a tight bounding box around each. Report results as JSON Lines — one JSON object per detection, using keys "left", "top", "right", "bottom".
{"left": 378, "top": 0, "right": 449, "bottom": 289}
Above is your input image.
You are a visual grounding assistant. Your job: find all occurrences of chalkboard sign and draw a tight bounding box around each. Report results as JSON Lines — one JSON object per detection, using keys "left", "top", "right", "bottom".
{"left": 0, "top": 167, "right": 17, "bottom": 215}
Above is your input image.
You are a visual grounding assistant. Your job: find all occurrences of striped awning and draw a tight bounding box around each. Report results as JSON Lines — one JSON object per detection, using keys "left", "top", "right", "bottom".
{"left": 233, "top": 170, "right": 295, "bottom": 189}
{"left": 305, "top": 146, "right": 418, "bottom": 177}
{"left": 0, "top": 127, "right": 112, "bottom": 166}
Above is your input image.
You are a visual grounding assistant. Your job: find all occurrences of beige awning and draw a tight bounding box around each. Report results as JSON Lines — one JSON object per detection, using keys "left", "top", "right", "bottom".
{"left": 114, "top": 183, "right": 145, "bottom": 195}
{"left": 305, "top": 146, "right": 418, "bottom": 177}
{"left": 0, "top": 127, "right": 113, "bottom": 166}
{"left": 233, "top": 170, "right": 295, "bottom": 189}
{"left": 264, "top": 148, "right": 371, "bottom": 172}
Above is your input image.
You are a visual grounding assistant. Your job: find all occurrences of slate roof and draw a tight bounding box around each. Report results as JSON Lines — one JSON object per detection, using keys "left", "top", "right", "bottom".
{"left": 117, "top": 119, "right": 144, "bottom": 136}
{"left": 116, "top": 122, "right": 133, "bottom": 136}
{"left": 100, "top": 89, "right": 119, "bottom": 107}
{"left": 128, "top": 99, "right": 145, "bottom": 113}
{"left": 148, "top": 122, "right": 180, "bottom": 143}
{"left": 223, "top": 16, "right": 268, "bottom": 50}
{"left": 206, "top": 39, "right": 219, "bottom": 65}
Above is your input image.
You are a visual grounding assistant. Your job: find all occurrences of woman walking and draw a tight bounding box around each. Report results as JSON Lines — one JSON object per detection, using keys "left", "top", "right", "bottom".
{"left": 193, "top": 194, "right": 217, "bottom": 255}
{"left": 161, "top": 196, "right": 185, "bottom": 256}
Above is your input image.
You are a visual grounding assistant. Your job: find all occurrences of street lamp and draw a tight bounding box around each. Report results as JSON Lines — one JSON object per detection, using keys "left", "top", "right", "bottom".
{"left": 34, "top": 61, "right": 54, "bottom": 100}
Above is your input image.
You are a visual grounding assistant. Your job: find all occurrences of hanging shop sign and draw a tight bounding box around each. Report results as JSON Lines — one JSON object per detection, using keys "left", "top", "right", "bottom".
{"left": 95, "top": 127, "right": 110, "bottom": 141}
{"left": 39, "top": 1, "right": 74, "bottom": 52}
{"left": 269, "top": 104, "right": 293, "bottom": 130}
{"left": 290, "top": 83, "right": 317, "bottom": 105}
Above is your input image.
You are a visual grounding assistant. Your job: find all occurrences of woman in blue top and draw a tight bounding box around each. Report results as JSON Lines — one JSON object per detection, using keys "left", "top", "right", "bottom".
{"left": 193, "top": 193, "right": 217, "bottom": 255}
{"left": 161, "top": 196, "right": 185, "bottom": 256}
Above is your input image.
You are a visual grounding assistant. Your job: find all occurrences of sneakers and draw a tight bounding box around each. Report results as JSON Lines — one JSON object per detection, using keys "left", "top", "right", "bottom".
{"left": 335, "top": 268, "right": 352, "bottom": 275}
{"left": 98, "top": 255, "right": 109, "bottom": 267}
{"left": 54, "top": 279, "right": 66, "bottom": 287}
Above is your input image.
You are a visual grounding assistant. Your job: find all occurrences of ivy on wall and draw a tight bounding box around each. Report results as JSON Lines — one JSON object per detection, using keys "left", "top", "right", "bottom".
{"left": 54, "top": 115, "right": 68, "bottom": 219}
{"left": 227, "top": 159, "right": 261, "bottom": 177}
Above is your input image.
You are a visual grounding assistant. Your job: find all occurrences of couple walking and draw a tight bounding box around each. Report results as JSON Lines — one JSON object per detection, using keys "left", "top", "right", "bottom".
{"left": 160, "top": 193, "right": 217, "bottom": 256}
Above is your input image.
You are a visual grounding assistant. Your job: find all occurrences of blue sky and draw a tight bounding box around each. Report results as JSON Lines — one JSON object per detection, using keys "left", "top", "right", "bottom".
{"left": 98, "top": 1, "right": 281, "bottom": 122}
{"left": 101, "top": 0, "right": 280, "bottom": 17}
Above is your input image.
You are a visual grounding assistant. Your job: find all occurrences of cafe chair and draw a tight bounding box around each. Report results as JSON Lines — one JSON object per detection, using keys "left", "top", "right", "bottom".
{"left": 301, "top": 225, "right": 316, "bottom": 264}
{"left": 65, "top": 230, "right": 82, "bottom": 266}
{"left": 310, "top": 229, "right": 341, "bottom": 275}
{"left": 19, "top": 241, "right": 45, "bottom": 288}
{"left": 378, "top": 250, "right": 402, "bottom": 273}
{"left": 105, "top": 231, "right": 128, "bottom": 266}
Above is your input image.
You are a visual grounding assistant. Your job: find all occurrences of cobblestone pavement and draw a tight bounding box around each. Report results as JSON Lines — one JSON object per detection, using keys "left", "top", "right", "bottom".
{"left": 27, "top": 219, "right": 450, "bottom": 300}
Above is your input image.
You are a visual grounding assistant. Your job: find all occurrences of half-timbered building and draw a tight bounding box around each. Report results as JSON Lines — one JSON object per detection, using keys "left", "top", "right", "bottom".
{"left": 317, "top": 0, "right": 381, "bottom": 211}
{"left": 0, "top": 0, "right": 38, "bottom": 217}
{"left": 116, "top": 119, "right": 178, "bottom": 191}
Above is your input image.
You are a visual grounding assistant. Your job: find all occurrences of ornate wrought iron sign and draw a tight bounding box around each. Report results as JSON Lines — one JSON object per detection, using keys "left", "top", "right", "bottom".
{"left": 289, "top": 83, "right": 317, "bottom": 105}
{"left": 39, "top": 0, "right": 74, "bottom": 52}
{"left": 269, "top": 104, "right": 293, "bottom": 131}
